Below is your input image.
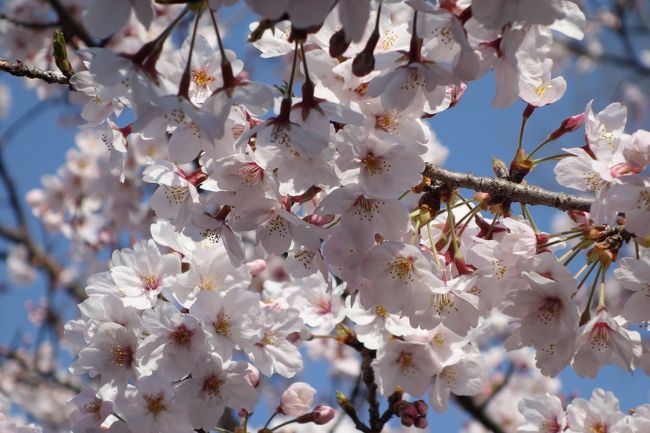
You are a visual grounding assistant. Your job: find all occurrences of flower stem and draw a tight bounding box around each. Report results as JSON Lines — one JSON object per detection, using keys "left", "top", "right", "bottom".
{"left": 527, "top": 137, "right": 552, "bottom": 159}
{"left": 573, "top": 260, "right": 599, "bottom": 298}
{"left": 579, "top": 264, "right": 602, "bottom": 326}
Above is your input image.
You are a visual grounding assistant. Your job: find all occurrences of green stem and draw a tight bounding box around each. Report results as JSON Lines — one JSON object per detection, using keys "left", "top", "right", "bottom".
{"left": 518, "top": 116, "right": 528, "bottom": 150}
{"left": 573, "top": 260, "right": 599, "bottom": 298}
{"left": 527, "top": 137, "right": 552, "bottom": 158}
{"left": 520, "top": 203, "right": 538, "bottom": 233}
{"left": 531, "top": 153, "right": 570, "bottom": 165}
{"left": 579, "top": 264, "right": 602, "bottom": 326}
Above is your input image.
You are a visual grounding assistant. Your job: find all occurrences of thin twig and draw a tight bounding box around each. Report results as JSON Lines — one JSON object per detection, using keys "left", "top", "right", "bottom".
{"left": 0, "top": 58, "right": 70, "bottom": 85}
{"left": 0, "top": 13, "right": 59, "bottom": 29}
{"left": 453, "top": 395, "right": 507, "bottom": 433}
{"left": 46, "top": 0, "right": 97, "bottom": 47}
{"left": 423, "top": 164, "right": 593, "bottom": 212}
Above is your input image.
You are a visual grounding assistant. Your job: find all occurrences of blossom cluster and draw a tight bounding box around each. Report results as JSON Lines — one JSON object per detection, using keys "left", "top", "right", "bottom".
{"left": 1, "top": 0, "right": 649, "bottom": 432}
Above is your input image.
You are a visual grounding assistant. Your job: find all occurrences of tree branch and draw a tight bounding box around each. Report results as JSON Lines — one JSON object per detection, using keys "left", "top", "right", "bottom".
{"left": 0, "top": 224, "right": 85, "bottom": 301}
{"left": 423, "top": 164, "right": 593, "bottom": 212}
{"left": 562, "top": 39, "right": 650, "bottom": 76}
{"left": 0, "top": 58, "right": 70, "bottom": 86}
{"left": 0, "top": 13, "right": 59, "bottom": 29}
{"left": 453, "top": 395, "right": 506, "bottom": 433}
{"left": 46, "top": 0, "right": 97, "bottom": 48}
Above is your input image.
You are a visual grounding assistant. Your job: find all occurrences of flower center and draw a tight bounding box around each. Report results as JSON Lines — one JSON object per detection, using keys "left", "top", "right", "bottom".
{"left": 396, "top": 351, "right": 414, "bottom": 371}
{"left": 588, "top": 421, "right": 608, "bottom": 433}
{"left": 240, "top": 162, "right": 264, "bottom": 186}
{"left": 537, "top": 297, "right": 562, "bottom": 325}
{"left": 432, "top": 293, "right": 455, "bottom": 315}
{"left": 534, "top": 81, "right": 552, "bottom": 98}
{"left": 169, "top": 324, "right": 193, "bottom": 346}
{"left": 83, "top": 398, "right": 104, "bottom": 420}
{"left": 202, "top": 374, "right": 223, "bottom": 397}
{"left": 362, "top": 153, "right": 387, "bottom": 175}
{"left": 213, "top": 312, "right": 231, "bottom": 337}
{"left": 375, "top": 110, "right": 400, "bottom": 133}
{"left": 192, "top": 68, "right": 216, "bottom": 88}
{"left": 540, "top": 418, "right": 561, "bottom": 433}
{"left": 164, "top": 185, "right": 189, "bottom": 204}
{"left": 140, "top": 275, "right": 160, "bottom": 291}
{"left": 375, "top": 306, "right": 388, "bottom": 317}
{"left": 144, "top": 393, "right": 166, "bottom": 415}
{"left": 110, "top": 345, "right": 133, "bottom": 367}
{"left": 590, "top": 322, "right": 611, "bottom": 351}
{"left": 390, "top": 257, "right": 414, "bottom": 281}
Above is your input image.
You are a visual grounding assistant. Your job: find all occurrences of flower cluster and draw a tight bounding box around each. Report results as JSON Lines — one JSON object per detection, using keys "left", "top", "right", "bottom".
{"left": 0, "top": 0, "right": 649, "bottom": 432}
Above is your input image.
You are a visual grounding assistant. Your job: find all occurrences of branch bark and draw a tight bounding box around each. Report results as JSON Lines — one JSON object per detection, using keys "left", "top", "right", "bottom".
{"left": 0, "top": 58, "right": 70, "bottom": 85}
{"left": 46, "top": 0, "right": 98, "bottom": 48}
{"left": 453, "top": 395, "right": 506, "bottom": 433}
{"left": 0, "top": 13, "right": 59, "bottom": 29}
{"left": 423, "top": 164, "right": 593, "bottom": 212}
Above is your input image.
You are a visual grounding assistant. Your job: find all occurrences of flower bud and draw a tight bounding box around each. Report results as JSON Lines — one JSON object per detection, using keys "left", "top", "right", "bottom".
{"left": 329, "top": 28, "right": 351, "bottom": 58}
{"left": 246, "top": 259, "right": 267, "bottom": 278}
{"left": 297, "top": 405, "right": 336, "bottom": 425}
{"left": 312, "top": 405, "right": 336, "bottom": 424}
{"left": 352, "top": 52, "right": 375, "bottom": 77}
{"left": 244, "top": 364, "right": 260, "bottom": 388}
{"left": 413, "top": 400, "right": 428, "bottom": 415}
{"left": 549, "top": 113, "right": 585, "bottom": 141}
{"left": 281, "top": 382, "right": 316, "bottom": 416}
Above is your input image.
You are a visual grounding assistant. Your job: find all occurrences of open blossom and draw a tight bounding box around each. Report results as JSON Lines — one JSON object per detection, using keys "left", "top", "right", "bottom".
{"left": 109, "top": 239, "right": 181, "bottom": 309}
{"left": 614, "top": 250, "right": 650, "bottom": 323}
{"left": 68, "top": 388, "right": 114, "bottom": 433}
{"left": 245, "top": 305, "right": 304, "bottom": 378}
{"left": 7, "top": 1, "right": 650, "bottom": 432}
{"left": 70, "top": 323, "right": 138, "bottom": 393}
{"left": 137, "top": 303, "right": 208, "bottom": 380}
{"left": 572, "top": 310, "right": 642, "bottom": 378}
{"left": 519, "top": 59, "right": 566, "bottom": 107}
{"left": 430, "top": 351, "right": 483, "bottom": 413}
{"left": 373, "top": 340, "right": 441, "bottom": 397}
{"left": 175, "top": 354, "right": 258, "bottom": 430}
{"left": 118, "top": 374, "right": 194, "bottom": 433}
{"left": 189, "top": 289, "right": 261, "bottom": 361}
{"left": 516, "top": 394, "right": 566, "bottom": 433}
{"left": 360, "top": 242, "right": 437, "bottom": 316}
{"left": 287, "top": 275, "right": 346, "bottom": 334}
{"left": 566, "top": 389, "right": 630, "bottom": 433}
{"left": 503, "top": 272, "right": 579, "bottom": 352}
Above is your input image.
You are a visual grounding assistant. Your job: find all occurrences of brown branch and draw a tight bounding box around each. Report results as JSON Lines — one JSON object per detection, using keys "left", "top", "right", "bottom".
{"left": 453, "top": 395, "right": 506, "bottom": 433}
{"left": 0, "top": 58, "right": 70, "bottom": 85}
{"left": 46, "top": 0, "right": 97, "bottom": 48}
{"left": 0, "top": 224, "right": 85, "bottom": 301}
{"left": 0, "top": 148, "right": 84, "bottom": 301}
{"left": 423, "top": 164, "right": 593, "bottom": 212}
{"left": 360, "top": 348, "right": 381, "bottom": 432}
{"left": 562, "top": 39, "right": 650, "bottom": 77}
{"left": 0, "top": 347, "right": 81, "bottom": 393}
{"left": 0, "top": 13, "right": 59, "bottom": 29}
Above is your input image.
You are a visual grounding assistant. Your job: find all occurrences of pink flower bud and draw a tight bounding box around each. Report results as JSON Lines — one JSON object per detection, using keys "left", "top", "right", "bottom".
{"left": 281, "top": 382, "right": 316, "bottom": 417}
{"left": 312, "top": 405, "right": 336, "bottom": 425}
{"left": 297, "top": 405, "right": 336, "bottom": 425}
{"left": 549, "top": 113, "right": 585, "bottom": 140}
{"left": 401, "top": 414, "right": 416, "bottom": 427}
{"left": 414, "top": 400, "right": 428, "bottom": 416}
{"left": 246, "top": 259, "right": 267, "bottom": 278}
{"left": 415, "top": 417, "right": 428, "bottom": 429}
{"left": 244, "top": 364, "right": 260, "bottom": 388}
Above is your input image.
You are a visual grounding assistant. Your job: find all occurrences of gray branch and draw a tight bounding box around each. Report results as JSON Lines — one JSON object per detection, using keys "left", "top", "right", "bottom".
{"left": 0, "top": 58, "right": 70, "bottom": 85}
{"left": 423, "top": 164, "right": 593, "bottom": 212}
